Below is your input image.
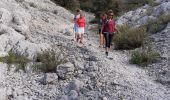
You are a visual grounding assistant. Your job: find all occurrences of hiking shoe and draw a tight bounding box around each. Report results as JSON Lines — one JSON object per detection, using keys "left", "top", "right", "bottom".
{"left": 106, "top": 55, "right": 113, "bottom": 60}
{"left": 99, "top": 45, "right": 103, "bottom": 48}
{"left": 105, "top": 52, "right": 108, "bottom": 56}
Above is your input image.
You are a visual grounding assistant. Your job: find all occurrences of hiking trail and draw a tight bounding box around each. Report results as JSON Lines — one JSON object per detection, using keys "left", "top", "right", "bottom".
{"left": 77, "top": 22, "right": 170, "bottom": 99}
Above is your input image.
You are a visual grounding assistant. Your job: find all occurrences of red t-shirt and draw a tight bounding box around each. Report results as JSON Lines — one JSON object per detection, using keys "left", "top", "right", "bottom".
{"left": 103, "top": 19, "right": 116, "bottom": 33}
{"left": 77, "top": 17, "right": 86, "bottom": 27}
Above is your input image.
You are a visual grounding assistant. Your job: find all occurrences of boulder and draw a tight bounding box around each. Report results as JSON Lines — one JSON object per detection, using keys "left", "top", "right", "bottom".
{"left": 68, "top": 90, "right": 78, "bottom": 100}
{"left": 0, "top": 26, "right": 25, "bottom": 52}
{"left": 0, "top": 8, "right": 12, "bottom": 24}
{"left": 154, "top": 2, "right": 170, "bottom": 16}
{"left": 56, "top": 62, "right": 75, "bottom": 80}
{"left": 12, "top": 40, "right": 50, "bottom": 60}
{"left": 57, "top": 95, "right": 68, "bottom": 100}
{"left": 66, "top": 79, "right": 84, "bottom": 92}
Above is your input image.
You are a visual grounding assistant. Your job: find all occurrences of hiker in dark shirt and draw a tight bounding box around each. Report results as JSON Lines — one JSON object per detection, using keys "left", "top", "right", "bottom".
{"left": 101, "top": 12, "right": 117, "bottom": 59}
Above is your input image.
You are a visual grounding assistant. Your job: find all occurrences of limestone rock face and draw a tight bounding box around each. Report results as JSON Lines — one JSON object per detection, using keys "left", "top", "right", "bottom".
{"left": 116, "top": 2, "right": 170, "bottom": 26}
{"left": 0, "top": 0, "right": 74, "bottom": 59}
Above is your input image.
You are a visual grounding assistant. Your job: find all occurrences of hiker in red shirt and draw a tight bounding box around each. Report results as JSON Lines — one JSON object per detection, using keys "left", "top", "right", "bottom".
{"left": 101, "top": 12, "right": 117, "bottom": 59}
{"left": 77, "top": 13, "right": 86, "bottom": 43}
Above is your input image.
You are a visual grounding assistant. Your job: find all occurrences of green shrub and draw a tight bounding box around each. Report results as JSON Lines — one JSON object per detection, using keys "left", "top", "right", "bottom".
{"left": 0, "top": 50, "right": 29, "bottom": 72}
{"left": 130, "top": 48, "right": 160, "bottom": 66}
{"left": 92, "top": 0, "right": 123, "bottom": 16}
{"left": 33, "top": 48, "right": 68, "bottom": 73}
{"left": 113, "top": 25, "right": 147, "bottom": 50}
{"left": 51, "top": 0, "right": 80, "bottom": 12}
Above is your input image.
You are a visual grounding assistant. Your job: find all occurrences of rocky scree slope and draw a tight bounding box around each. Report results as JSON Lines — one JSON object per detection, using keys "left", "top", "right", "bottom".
{"left": 0, "top": 0, "right": 170, "bottom": 100}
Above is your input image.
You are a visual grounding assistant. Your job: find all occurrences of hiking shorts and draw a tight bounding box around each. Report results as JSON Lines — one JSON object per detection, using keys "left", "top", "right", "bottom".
{"left": 78, "top": 27, "right": 85, "bottom": 34}
{"left": 74, "top": 24, "right": 78, "bottom": 33}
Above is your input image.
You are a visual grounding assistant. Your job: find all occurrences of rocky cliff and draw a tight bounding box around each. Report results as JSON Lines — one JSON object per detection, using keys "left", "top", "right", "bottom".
{"left": 0, "top": 0, "right": 170, "bottom": 100}
{"left": 0, "top": 0, "right": 74, "bottom": 59}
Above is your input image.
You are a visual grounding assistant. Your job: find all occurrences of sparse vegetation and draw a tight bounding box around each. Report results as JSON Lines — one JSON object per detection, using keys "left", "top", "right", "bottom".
{"left": 130, "top": 47, "right": 160, "bottom": 66}
{"left": 33, "top": 48, "right": 68, "bottom": 73}
{"left": 113, "top": 25, "right": 147, "bottom": 50}
{"left": 0, "top": 50, "right": 29, "bottom": 72}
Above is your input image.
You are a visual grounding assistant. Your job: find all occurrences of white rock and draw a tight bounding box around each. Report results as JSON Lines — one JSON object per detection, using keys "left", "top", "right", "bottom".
{"left": 12, "top": 40, "right": 50, "bottom": 59}
{"left": 102, "top": 97, "right": 107, "bottom": 100}
{"left": 58, "top": 95, "right": 68, "bottom": 100}
{"left": 154, "top": 2, "right": 170, "bottom": 16}
{"left": 56, "top": 62, "right": 75, "bottom": 79}
{"left": 0, "top": 8, "right": 12, "bottom": 24}
{"left": 39, "top": 73, "right": 58, "bottom": 85}
{"left": 68, "top": 90, "right": 78, "bottom": 100}
{"left": 67, "top": 79, "right": 84, "bottom": 92}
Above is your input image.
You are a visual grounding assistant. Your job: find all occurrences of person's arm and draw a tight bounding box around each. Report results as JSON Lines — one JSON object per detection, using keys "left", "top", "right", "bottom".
{"left": 76, "top": 19, "right": 79, "bottom": 27}
{"left": 100, "top": 21, "right": 105, "bottom": 34}
{"left": 84, "top": 18, "right": 86, "bottom": 27}
{"left": 113, "top": 20, "right": 118, "bottom": 33}
{"left": 100, "top": 25, "right": 103, "bottom": 34}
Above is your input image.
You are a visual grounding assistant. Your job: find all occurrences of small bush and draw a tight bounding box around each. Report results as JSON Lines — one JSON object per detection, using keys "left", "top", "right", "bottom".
{"left": 130, "top": 48, "right": 160, "bottom": 66}
{"left": 33, "top": 48, "right": 68, "bottom": 73}
{"left": 0, "top": 50, "right": 29, "bottom": 72}
{"left": 113, "top": 25, "right": 147, "bottom": 50}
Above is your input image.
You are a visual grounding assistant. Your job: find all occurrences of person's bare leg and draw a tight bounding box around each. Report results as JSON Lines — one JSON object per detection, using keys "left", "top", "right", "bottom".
{"left": 77, "top": 34, "right": 80, "bottom": 43}
{"left": 80, "top": 33, "right": 84, "bottom": 44}
{"left": 99, "top": 34, "right": 102, "bottom": 46}
{"left": 75, "top": 33, "right": 77, "bottom": 41}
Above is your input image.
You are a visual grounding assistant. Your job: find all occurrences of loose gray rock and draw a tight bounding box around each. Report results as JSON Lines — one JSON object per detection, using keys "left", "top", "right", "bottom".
{"left": 66, "top": 79, "right": 84, "bottom": 92}
{"left": 39, "top": 73, "right": 58, "bottom": 85}
{"left": 58, "top": 95, "right": 69, "bottom": 100}
{"left": 68, "top": 90, "right": 78, "bottom": 100}
{"left": 102, "top": 97, "right": 108, "bottom": 100}
{"left": 56, "top": 62, "right": 75, "bottom": 80}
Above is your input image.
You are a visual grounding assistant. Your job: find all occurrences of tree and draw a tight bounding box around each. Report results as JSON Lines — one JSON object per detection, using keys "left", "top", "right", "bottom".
{"left": 52, "top": 0, "right": 80, "bottom": 12}
{"left": 92, "top": 0, "right": 123, "bottom": 16}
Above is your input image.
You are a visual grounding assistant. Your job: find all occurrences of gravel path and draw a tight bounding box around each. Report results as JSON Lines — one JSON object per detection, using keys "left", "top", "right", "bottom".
{"left": 83, "top": 26, "right": 170, "bottom": 99}
{"left": 0, "top": 63, "right": 7, "bottom": 100}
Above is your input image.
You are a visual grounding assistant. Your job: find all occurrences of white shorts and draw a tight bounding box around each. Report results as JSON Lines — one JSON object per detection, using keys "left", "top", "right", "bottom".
{"left": 78, "top": 27, "right": 85, "bottom": 34}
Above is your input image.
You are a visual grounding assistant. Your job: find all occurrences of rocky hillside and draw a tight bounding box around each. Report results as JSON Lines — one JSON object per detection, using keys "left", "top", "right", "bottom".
{"left": 0, "top": 0, "right": 169, "bottom": 100}
{"left": 116, "top": 0, "right": 170, "bottom": 90}
{"left": 0, "top": 0, "right": 74, "bottom": 59}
